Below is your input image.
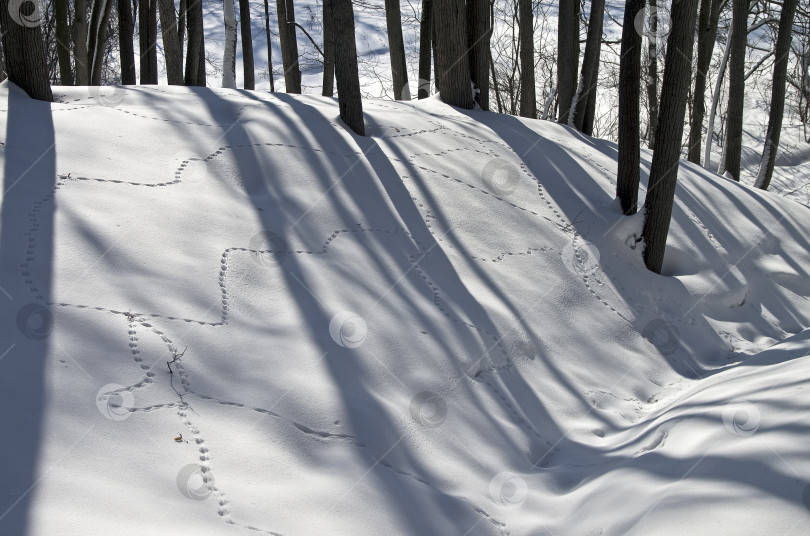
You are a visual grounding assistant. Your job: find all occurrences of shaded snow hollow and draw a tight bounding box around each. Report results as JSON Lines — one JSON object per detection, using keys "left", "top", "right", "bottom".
{"left": 1, "top": 82, "right": 809, "bottom": 535}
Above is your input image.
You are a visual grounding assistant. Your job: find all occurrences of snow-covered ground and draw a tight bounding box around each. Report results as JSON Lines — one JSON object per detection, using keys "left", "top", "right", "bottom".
{"left": 1, "top": 81, "right": 809, "bottom": 535}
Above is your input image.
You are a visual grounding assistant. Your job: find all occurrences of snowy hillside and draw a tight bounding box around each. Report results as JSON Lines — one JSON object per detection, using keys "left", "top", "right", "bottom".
{"left": 1, "top": 82, "right": 810, "bottom": 535}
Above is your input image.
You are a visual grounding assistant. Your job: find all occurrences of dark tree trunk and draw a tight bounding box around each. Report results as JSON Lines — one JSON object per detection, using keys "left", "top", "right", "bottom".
{"left": 74, "top": 0, "right": 89, "bottom": 85}
{"left": 55, "top": 0, "right": 74, "bottom": 84}
{"left": 646, "top": 0, "right": 658, "bottom": 147}
{"left": 687, "top": 0, "right": 721, "bottom": 163}
{"left": 573, "top": 0, "right": 605, "bottom": 131}
{"left": 139, "top": 0, "right": 158, "bottom": 84}
{"left": 118, "top": 0, "right": 137, "bottom": 84}
{"left": 88, "top": 0, "right": 115, "bottom": 85}
{"left": 277, "top": 0, "right": 301, "bottom": 92}
{"left": 755, "top": 0, "right": 798, "bottom": 190}
{"left": 385, "top": 0, "right": 409, "bottom": 99}
{"left": 322, "top": 0, "right": 334, "bottom": 95}
{"left": 617, "top": 0, "right": 645, "bottom": 216}
{"left": 467, "top": 0, "right": 490, "bottom": 109}
{"left": 557, "top": 0, "right": 578, "bottom": 124}
{"left": 265, "top": 0, "right": 276, "bottom": 91}
{"left": 331, "top": 0, "right": 364, "bottom": 134}
{"left": 418, "top": 0, "right": 432, "bottom": 99}
{"left": 724, "top": 0, "right": 747, "bottom": 180}
{"left": 158, "top": 0, "right": 184, "bottom": 84}
{"left": 434, "top": 0, "right": 473, "bottom": 108}
{"left": 178, "top": 0, "right": 186, "bottom": 67}
{"left": 185, "top": 0, "right": 205, "bottom": 86}
{"left": 518, "top": 0, "right": 534, "bottom": 117}
{"left": 642, "top": 0, "right": 699, "bottom": 274}
{"left": 239, "top": 0, "right": 255, "bottom": 89}
{"left": 0, "top": 0, "right": 53, "bottom": 100}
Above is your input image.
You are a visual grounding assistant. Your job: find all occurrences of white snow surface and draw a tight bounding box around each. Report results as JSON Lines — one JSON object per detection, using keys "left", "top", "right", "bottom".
{"left": 1, "top": 82, "right": 810, "bottom": 535}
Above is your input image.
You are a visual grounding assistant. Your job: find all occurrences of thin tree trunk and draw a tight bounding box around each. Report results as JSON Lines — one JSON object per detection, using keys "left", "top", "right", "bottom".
{"left": 724, "top": 0, "right": 747, "bottom": 180}
{"left": 118, "top": 0, "right": 136, "bottom": 84}
{"left": 642, "top": 0, "right": 700, "bottom": 274}
{"left": 557, "top": 0, "right": 578, "bottom": 124}
{"left": 385, "top": 0, "right": 409, "bottom": 99}
{"left": 434, "top": 0, "right": 473, "bottom": 108}
{"left": 178, "top": 0, "right": 186, "bottom": 67}
{"left": 467, "top": 0, "right": 490, "bottom": 109}
{"left": 518, "top": 0, "right": 534, "bottom": 117}
{"left": 687, "top": 0, "right": 721, "bottom": 163}
{"left": 418, "top": 0, "right": 432, "bottom": 98}
{"left": 89, "top": 0, "right": 115, "bottom": 85}
{"left": 239, "top": 0, "right": 255, "bottom": 89}
{"left": 490, "top": 51, "right": 504, "bottom": 113}
{"left": 55, "top": 0, "right": 74, "bottom": 84}
{"left": 185, "top": 0, "right": 205, "bottom": 85}
{"left": 755, "top": 0, "right": 798, "bottom": 190}
{"left": 75, "top": 0, "right": 90, "bottom": 85}
{"left": 223, "top": 0, "right": 238, "bottom": 88}
{"left": 0, "top": 0, "right": 53, "bottom": 100}
{"left": 617, "top": 0, "right": 645, "bottom": 216}
{"left": 572, "top": 0, "right": 605, "bottom": 131}
{"left": 330, "top": 0, "right": 364, "bottom": 134}
{"left": 277, "top": 0, "right": 301, "bottom": 92}
{"left": 704, "top": 23, "right": 732, "bottom": 169}
{"left": 139, "top": 0, "right": 158, "bottom": 84}
{"left": 322, "top": 0, "right": 333, "bottom": 95}
{"left": 158, "top": 0, "right": 184, "bottom": 84}
{"left": 646, "top": 0, "right": 658, "bottom": 147}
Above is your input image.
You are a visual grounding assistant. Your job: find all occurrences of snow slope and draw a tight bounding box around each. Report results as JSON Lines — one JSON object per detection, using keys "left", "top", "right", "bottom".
{"left": 1, "top": 82, "right": 809, "bottom": 535}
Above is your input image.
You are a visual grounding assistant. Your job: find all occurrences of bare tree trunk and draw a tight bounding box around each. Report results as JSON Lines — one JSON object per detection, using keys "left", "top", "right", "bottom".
{"left": 687, "top": 0, "right": 721, "bottom": 163}
{"left": 158, "top": 0, "right": 184, "bottom": 84}
{"left": 223, "top": 0, "right": 238, "bottom": 88}
{"left": 322, "top": 0, "right": 334, "bottom": 95}
{"left": 239, "top": 0, "right": 255, "bottom": 89}
{"left": 185, "top": 0, "right": 205, "bottom": 85}
{"left": 330, "top": 0, "right": 364, "bottom": 134}
{"left": 385, "top": 0, "right": 409, "bottom": 99}
{"left": 118, "top": 0, "right": 136, "bottom": 84}
{"left": 55, "top": 0, "right": 74, "bottom": 84}
{"left": 572, "top": 0, "right": 605, "bottom": 131}
{"left": 418, "top": 0, "right": 432, "bottom": 98}
{"left": 139, "top": 0, "right": 158, "bottom": 84}
{"left": 557, "top": 0, "right": 578, "bottom": 124}
{"left": 178, "top": 0, "right": 186, "bottom": 67}
{"left": 755, "top": 0, "right": 798, "bottom": 190}
{"left": 646, "top": 0, "right": 658, "bottom": 147}
{"left": 0, "top": 0, "right": 53, "bottom": 100}
{"left": 642, "top": 0, "right": 699, "bottom": 274}
{"left": 724, "top": 0, "right": 748, "bottom": 181}
{"left": 617, "top": 0, "right": 645, "bottom": 216}
{"left": 518, "top": 0, "right": 534, "bottom": 117}
{"left": 434, "top": 0, "right": 473, "bottom": 108}
{"left": 467, "top": 0, "right": 490, "bottom": 109}
{"left": 89, "top": 0, "right": 115, "bottom": 85}
{"left": 704, "top": 23, "right": 731, "bottom": 169}
{"left": 277, "top": 0, "right": 301, "bottom": 92}
{"left": 75, "top": 0, "right": 90, "bottom": 85}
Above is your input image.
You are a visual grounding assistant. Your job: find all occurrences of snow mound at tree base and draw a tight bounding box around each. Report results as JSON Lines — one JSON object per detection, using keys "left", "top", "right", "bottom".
{"left": 1, "top": 83, "right": 809, "bottom": 535}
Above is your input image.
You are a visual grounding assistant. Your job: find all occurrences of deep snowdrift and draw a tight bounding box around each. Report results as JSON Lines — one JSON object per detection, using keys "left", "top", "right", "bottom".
{"left": 1, "top": 82, "right": 809, "bottom": 535}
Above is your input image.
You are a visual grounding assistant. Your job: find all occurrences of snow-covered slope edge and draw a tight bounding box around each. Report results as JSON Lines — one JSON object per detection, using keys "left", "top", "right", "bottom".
{"left": 1, "top": 82, "right": 809, "bottom": 536}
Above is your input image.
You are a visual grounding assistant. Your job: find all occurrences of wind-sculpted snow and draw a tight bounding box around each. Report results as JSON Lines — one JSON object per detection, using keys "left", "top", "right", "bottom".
{"left": 1, "top": 83, "right": 809, "bottom": 536}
